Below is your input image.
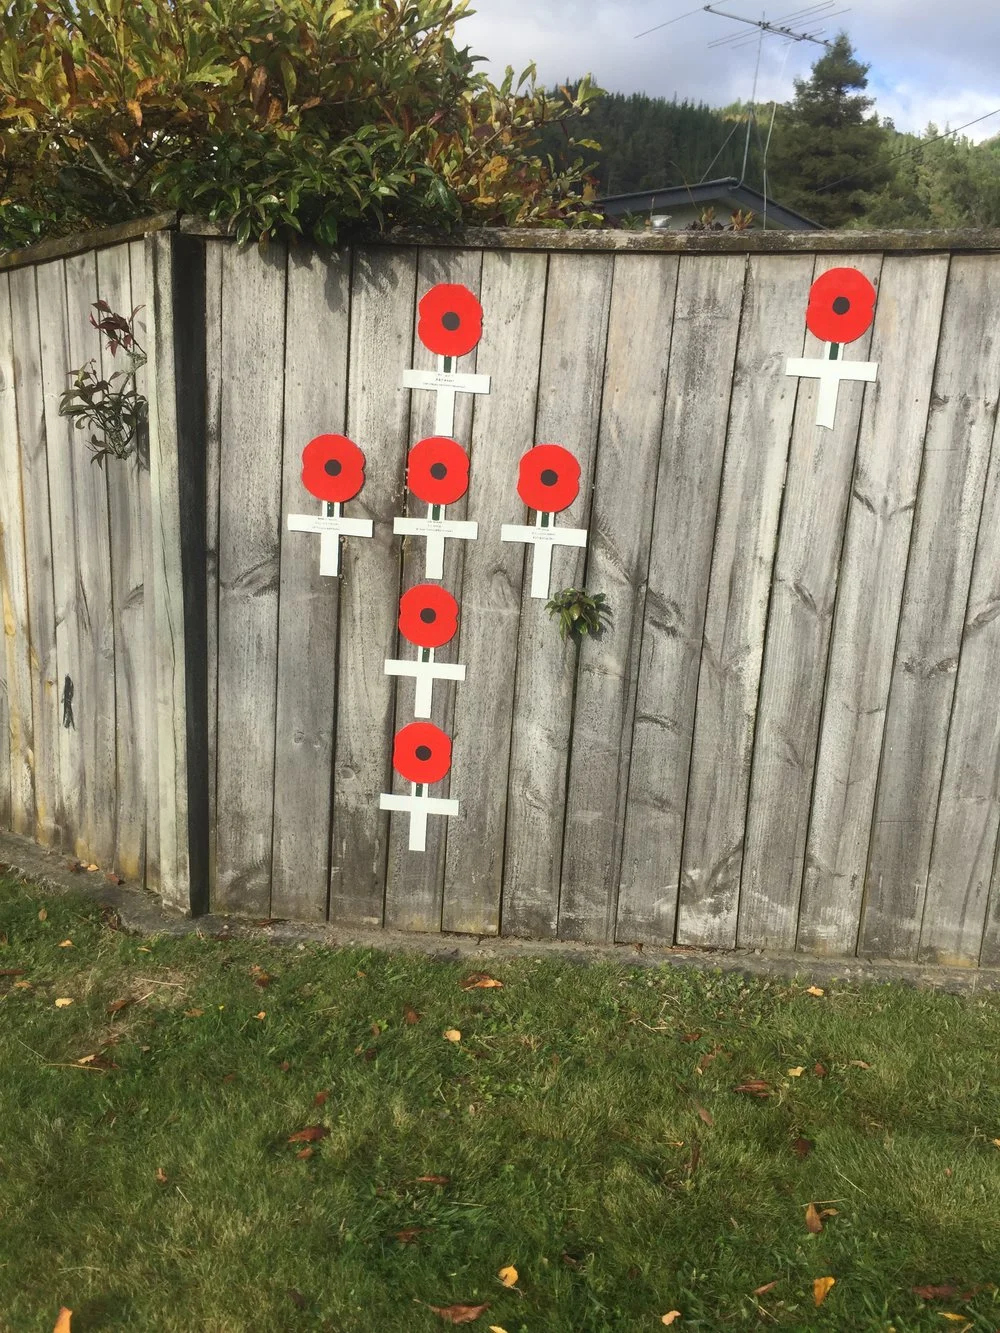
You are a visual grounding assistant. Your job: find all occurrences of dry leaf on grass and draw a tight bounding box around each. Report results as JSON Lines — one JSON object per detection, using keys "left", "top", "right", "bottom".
{"left": 661, "top": 1313, "right": 682, "bottom": 1326}
{"left": 695, "top": 1103, "right": 714, "bottom": 1127}
{"left": 734, "top": 1080, "right": 770, "bottom": 1097}
{"left": 14, "top": 979, "right": 32, "bottom": 989}
{"left": 813, "top": 1277, "right": 835, "bottom": 1306}
{"left": 938, "top": 1317, "right": 971, "bottom": 1326}
{"left": 404, "top": 1005, "right": 422, "bottom": 1025}
{"left": 58, "top": 939, "right": 73, "bottom": 948}
{"left": 155, "top": 1167, "right": 168, "bottom": 1184}
{"left": 850, "top": 1060, "right": 871, "bottom": 1069}
{"left": 254, "top": 1011, "right": 266, "bottom": 1021}
{"left": 489, "top": 1326, "right": 510, "bottom": 1333}
{"left": 788, "top": 1066, "right": 805, "bottom": 1077}
{"left": 54, "top": 1309, "right": 72, "bottom": 1333}
{"left": 813, "top": 1062, "right": 829, "bottom": 1079}
{"left": 459, "top": 973, "right": 503, "bottom": 990}
{"left": 313, "top": 1090, "right": 329, "bottom": 1106}
{"left": 54, "top": 998, "right": 73, "bottom": 1008}
{"left": 805, "top": 986, "right": 825, "bottom": 997}
{"left": 498, "top": 1265, "right": 518, "bottom": 1288}
{"left": 754, "top": 1281, "right": 779, "bottom": 1296}
{"left": 792, "top": 1137, "right": 814, "bottom": 1159}
{"left": 415, "top": 1174, "right": 450, "bottom": 1185}
{"left": 426, "top": 1302, "right": 490, "bottom": 1324}
{"left": 183, "top": 1008, "right": 203, "bottom": 1018}
{"left": 0, "top": 968, "right": 26, "bottom": 977}
{"left": 805, "top": 1202, "right": 823, "bottom": 1234}
{"left": 38, "top": 908, "right": 47, "bottom": 920}
{"left": 444, "top": 1029, "right": 462, "bottom": 1042}
{"left": 679, "top": 1032, "right": 701, "bottom": 1043}
{"left": 287, "top": 1125, "right": 329, "bottom": 1143}
{"left": 396, "top": 1227, "right": 426, "bottom": 1244}
{"left": 295, "top": 1147, "right": 313, "bottom": 1160}
{"left": 106, "top": 997, "right": 134, "bottom": 1014}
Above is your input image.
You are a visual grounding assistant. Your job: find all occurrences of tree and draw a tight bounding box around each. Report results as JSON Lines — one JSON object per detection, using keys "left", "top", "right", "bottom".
{"left": 0, "top": 0, "right": 601, "bottom": 251}
{"left": 767, "top": 32, "right": 889, "bottom": 227}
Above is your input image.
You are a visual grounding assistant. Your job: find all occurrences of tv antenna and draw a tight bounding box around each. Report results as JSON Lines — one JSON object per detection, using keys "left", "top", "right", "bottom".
{"left": 703, "top": 3, "right": 846, "bottom": 50}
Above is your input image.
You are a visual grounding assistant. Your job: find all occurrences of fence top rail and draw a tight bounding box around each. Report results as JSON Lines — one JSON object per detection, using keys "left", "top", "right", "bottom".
{"left": 5, "top": 213, "right": 1000, "bottom": 271}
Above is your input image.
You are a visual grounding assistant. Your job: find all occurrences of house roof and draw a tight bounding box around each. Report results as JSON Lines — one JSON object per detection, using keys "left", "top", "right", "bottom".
{"left": 596, "top": 177, "right": 823, "bottom": 231}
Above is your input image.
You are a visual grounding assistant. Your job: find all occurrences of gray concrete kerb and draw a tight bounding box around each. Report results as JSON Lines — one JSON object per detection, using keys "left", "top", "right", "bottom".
{"left": 2, "top": 832, "right": 999, "bottom": 995}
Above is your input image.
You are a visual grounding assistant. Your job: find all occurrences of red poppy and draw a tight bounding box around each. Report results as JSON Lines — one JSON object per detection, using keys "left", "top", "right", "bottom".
{"left": 805, "top": 268, "right": 877, "bottom": 345}
{"left": 301, "top": 433, "right": 366, "bottom": 503}
{"left": 393, "top": 721, "right": 452, "bottom": 785}
{"left": 398, "top": 584, "right": 459, "bottom": 649}
{"left": 517, "top": 444, "right": 581, "bottom": 514}
{"left": 417, "top": 283, "right": 483, "bottom": 358}
{"left": 407, "top": 436, "right": 470, "bottom": 506}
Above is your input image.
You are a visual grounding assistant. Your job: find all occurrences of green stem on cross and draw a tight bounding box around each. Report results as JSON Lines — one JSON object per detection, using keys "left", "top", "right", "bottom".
{"left": 443, "top": 356, "right": 453, "bottom": 373}
{"left": 829, "top": 342, "right": 841, "bottom": 361}
{"left": 421, "top": 647, "right": 430, "bottom": 663}
{"left": 432, "top": 504, "right": 442, "bottom": 520}
{"left": 541, "top": 511, "right": 551, "bottom": 528}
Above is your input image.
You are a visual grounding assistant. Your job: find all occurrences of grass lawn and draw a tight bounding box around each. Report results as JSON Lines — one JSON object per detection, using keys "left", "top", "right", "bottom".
{"left": 2, "top": 876, "right": 1000, "bottom": 1332}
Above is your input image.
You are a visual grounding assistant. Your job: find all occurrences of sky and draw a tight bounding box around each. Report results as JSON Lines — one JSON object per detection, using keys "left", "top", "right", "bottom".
{"left": 458, "top": 0, "right": 1000, "bottom": 143}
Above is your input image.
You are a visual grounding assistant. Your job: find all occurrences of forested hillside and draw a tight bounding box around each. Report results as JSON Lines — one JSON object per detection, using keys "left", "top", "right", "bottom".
{"left": 547, "top": 35, "right": 1000, "bottom": 229}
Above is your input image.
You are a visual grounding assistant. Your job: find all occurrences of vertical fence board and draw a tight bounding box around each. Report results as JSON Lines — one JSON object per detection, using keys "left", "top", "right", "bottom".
{"left": 676, "top": 253, "right": 814, "bottom": 948}
{"left": 271, "top": 246, "right": 351, "bottom": 921}
{"left": 501, "top": 252, "right": 614, "bottom": 939}
{"left": 36, "top": 258, "right": 86, "bottom": 854}
{"left": 861, "top": 256, "right": 1000, "bottom": 960}
{"left": 214, "top": 241, "right": 287, "bottom": 914}
{"left": 0, "top": 610, "right": 7, "bottom": 829}
{"left": 737, "top": 254, "right": 881, "bottom": 950}
{"left": 921, "top": 400, "right": 1000, "bottom": 965}
{"left": 797, "top": 254, "right": 950, "bottom": 956}
{"left": 8, "top": 266, "right": 58, "bottom": 846}
{"left": 201, "top": 241, "right": 223, "bottom": 904}
{"left": 440, "top": 249, "right": 548, "bottom": 935}
{"left": 384, "top": 247, "right": 483, "bottom": 933}
{"left": 97, "top": 243, "right": 146, "bottom": 882}
{"left": 558, "top": 253, "right": 679, "bottom": 943}
{"left": 0, "top": 273, "right": 35, "bottom": 836}
{"left": 129, "top": 239, "right": 158, "bottom": 890}
{"left": 329, "top": 246, "right": 417, "bottom": 927}
{"left": 616, "top": 254, "right": 747, "bottom": 944}
{"left": 64, "top": 252, "right": 117, "bottom": 868}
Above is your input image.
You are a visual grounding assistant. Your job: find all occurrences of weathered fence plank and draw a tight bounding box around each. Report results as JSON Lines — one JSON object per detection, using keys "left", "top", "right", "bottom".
{"left": 214, "top": 241, "right": 287, "bottom": 914}
{"left": 35, "top": 258, "right": 86, "bottom": 855}
{"left": 796, "top": 254, "right": 950, "bottom": 956}
{"left": 0, "top": 273, "right": 35, "bottom": 837}
{"left": 737, "top": 253, "right": 882, "bottom": 951}
{"left": 129, "top": 238, "right": 158, "bottom": 891}
{"left": 270, "top": 245, "right": 352, "bottom": 921}
{"left": 96, "top": 243, "right": 146, "bottom": 882}
{"left": 440, "top": 249, "right": 548, "bottom": 935}
{"left": 501, "top": 251, "right": 614, "bottom": 939}
{"left": 676, "top": 252, "right": 815, "bottom": 948}
{"left": 384, "top": 246, "right": 483, "bottom": 933}
{"left": 615, "top": 253, "right": 747, "bottom": 944}
{"left": 860, "top": 255, "right": 1000, "bottom": 960}
{"left": 201, "top": 241, "right": 223, "bottom": 904}
{"left": 558, "top": 252, "right": 679, "bottom": 942}
{"left": 8, "top": 265, "right": 59, "bottom": 847}
{"left": 328, "top": 245, "right": 417, "bottom": 927}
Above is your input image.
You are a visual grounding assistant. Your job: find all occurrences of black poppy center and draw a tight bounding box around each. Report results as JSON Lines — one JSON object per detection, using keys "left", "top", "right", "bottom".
{"left": 324, "top": 458, "right": 343, "bottom": 476}
{"left": 441, "top": 311, "right": 461, "bottom": 331}
{"left": 540, "top": 468, "right": 559, "bottom": 486}
{"left": 419, "top": 607, "right": 437, "bottom": 624}
{"left": 430, "top": 462, "right": 448, "bottom": 479}
{"left": 832, "top": 296, "right": 851, "bottom": 315}
{"left": 415, "top": 744, "right": 432, "bottom": 761}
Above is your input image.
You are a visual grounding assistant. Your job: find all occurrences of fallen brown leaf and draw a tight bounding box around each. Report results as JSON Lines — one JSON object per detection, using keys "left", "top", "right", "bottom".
{"left": 222, "top": 1072, "right": 237, "bottom": 1083}
{"left": 787, "top": 1066, "right": 805, "bottom": 1077}
{"left": 14, "top": 979, "right": 31, "bottom": 989}
{"left": 426, "top": 1302, "right": 490, "bottom": 1324}
{"left": 695, "top": 1103, "right": 714, "bottom": 1127}
{"left": 58, "top": 939, "right": 73, "bottom": 948}
{"left": 86, "top": 863, "right": 98, "bottom": 871}
{"left": 54, "top": 1309, "right": 72, "bottom": 1333}
{"left": 183, "top": 1009, "right": 204, "bottom": 1018}
{"left": 155, "top": 1167, "right": 168, "bottom": 1184}
{"left": 77, "top": 1054, "right": 97, "bottom": 1065}
{"left": 106, "top": 997, "right": 134, "bottom": 1014}
{"left": 661, "top": 1313, "right": 682, "bottom": 1326}
{"left": 105, "top": 871, "right": 124, "bottom": 885}
{"left": 754, "top": 1281, "right": 779, "bottom": 1296}
{"left": 805, "top": 1202, "right": 823, "bottom": 1234}
{"left": 697, "top": 1050, "right": 718, "bottom": 1073}
{"left": 38, "top": 907, "right": 48, "bottom": 920}
{"left": 254, "top": 1011, "right": 266, "bottom": 1021}
{"left": 813, "top": 1062, "right": 828, "bottom": 1079}
{"left": 792, "top": 1137, "right": 814, "bottom": 1159}
{"left": 287, "top": 1125, "right": 329, "bottom": 1143}
{"left": 561, "top": 1252, "right": 582, "bottom": 1269}
{"left": 686, "top": 1139, "right": 701, "bottom": 1176}
{"left": 415, "top": 1174, "right": 450, "bottom": 1185}
{"left": 459, "top": 973, "right": 503, "bottom": 990}
{"left": 404, "top": 1004, "right": 422, "bottom": 1025}
{"left": 54, "top": 997, "right": 73, "bottom": 1008}
{"left": 734, "top": 1080, "right": 770, "bottom": 1097}
{"left": 396, "top": 1227, "right": 426, "bottom": 1244}
{"left": 250, "top": 966, "right": 273, "bottom": 988}
{"left": 279, "top": 1060, "right": 291, "bottom": 1072}
{"left": 0, "top": 968, "right": 25, "bottom": 976}
{"left": 313, "top": 1090, "right": 329, "bottom": 1106}
{"left": 288, "top": 1288, "right": 307, "bottom": 1310}
{"left": 805, "top": 986, "right": 825, "bottom": 997}
{"left": 911, "top": 1285, "right": 966, "bottom": 1301}
{"left": 295, "top": 1147, "right": 313, "bottom": 1160}
{"left": 444, "top": 1029, "right": 462, "bottom": 1042}
{"left": 938, "top": 1316, "right": 970, "bottom": 1326}
{"left": 679, "top": 1032, "right": 701, "bottom": 1043}
{"left": 849, "top": 1060, "right": 871, "bottom": 1069}
{"left": 813, "top": 1276, "right": 835, "bottom": 1306}
{"left": 498, "top": 1265, "right": 518, "bottom": 1288}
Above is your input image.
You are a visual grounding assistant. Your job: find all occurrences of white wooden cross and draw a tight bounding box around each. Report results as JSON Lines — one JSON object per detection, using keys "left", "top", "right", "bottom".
{"left": 384, "top": 647, "right": 466, "bottom": 717}
{"left": 287, "top": 501, "right": 374, "bottom": 576}
{"left": 403, "top": 355, "right": 491, "bottom": 436}
{"left": 786, "top": 342, "right": 878, "bottom": 429}
{"left": 393, "top": 507, "right": 478, "bottom": 580}
{"left": 501, "top": 511, "right": 588, "bottom": 599}
{"left": 379, "top": 785, "right": 459, "bottom": 851}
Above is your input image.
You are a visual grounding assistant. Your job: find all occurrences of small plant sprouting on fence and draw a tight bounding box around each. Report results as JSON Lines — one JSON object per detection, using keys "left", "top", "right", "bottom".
{"left": 60, "top": 301, "right": 148, "bottom": 469}
{"left": 545, "top": 587, "right": 611, "bottom": 643}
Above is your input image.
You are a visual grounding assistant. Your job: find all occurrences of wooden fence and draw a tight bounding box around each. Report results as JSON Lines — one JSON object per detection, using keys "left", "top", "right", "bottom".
{"left": 4, "top": 218, "right": 1000, "bottom": 968}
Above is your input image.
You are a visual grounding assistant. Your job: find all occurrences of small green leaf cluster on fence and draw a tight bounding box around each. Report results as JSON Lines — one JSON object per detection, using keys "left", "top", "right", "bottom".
{"left": 545, "top": 587, "right": 611, "bottom": 642}
{"left": 59, "top": 301, "right": 148, "bottom": 469}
